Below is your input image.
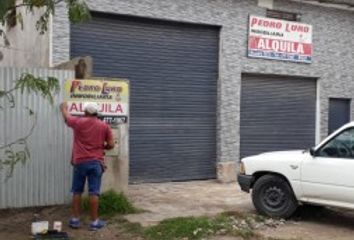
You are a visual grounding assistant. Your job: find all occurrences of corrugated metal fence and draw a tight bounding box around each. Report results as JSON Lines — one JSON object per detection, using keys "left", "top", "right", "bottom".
{"left": 0, "top": 67, "right": 75, "bottom": 209}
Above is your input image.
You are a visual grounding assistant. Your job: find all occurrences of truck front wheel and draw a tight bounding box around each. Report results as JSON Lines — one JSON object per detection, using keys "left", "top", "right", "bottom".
{"left": 252, "top": 174, "right": 298, "bottom": 218}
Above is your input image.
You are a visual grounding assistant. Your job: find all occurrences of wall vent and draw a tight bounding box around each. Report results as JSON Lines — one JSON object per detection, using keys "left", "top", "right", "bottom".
{"left": 266, "top": 9, "right": 299, "bottom": 21}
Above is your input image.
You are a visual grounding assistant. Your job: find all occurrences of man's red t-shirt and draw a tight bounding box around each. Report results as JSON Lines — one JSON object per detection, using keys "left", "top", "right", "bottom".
{"left": 66, "top": 116, "right": 113, "bottom": 165}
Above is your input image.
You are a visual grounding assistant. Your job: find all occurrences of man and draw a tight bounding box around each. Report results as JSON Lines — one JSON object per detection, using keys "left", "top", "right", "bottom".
{"left": 60, "top": 102, "right": 115, "bottom": 231}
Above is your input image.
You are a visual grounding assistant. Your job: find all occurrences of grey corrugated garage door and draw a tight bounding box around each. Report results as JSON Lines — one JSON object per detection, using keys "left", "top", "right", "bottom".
{"left": 240, "top": 74, "right": 316, "bottom": 159}
{"left": 71, "top": 13, "right": 219, "bottom": 182}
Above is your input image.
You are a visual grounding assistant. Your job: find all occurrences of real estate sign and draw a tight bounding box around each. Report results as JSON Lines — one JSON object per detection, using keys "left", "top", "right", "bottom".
{"left": 248, "top": 15, "right": 313, "bottom": 63}
{"left": 64, "top": 79, "right": 129, "bottom": 124}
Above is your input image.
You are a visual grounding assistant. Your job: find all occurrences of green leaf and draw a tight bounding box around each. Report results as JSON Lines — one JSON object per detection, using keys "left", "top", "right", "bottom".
{"left": 16, "top": 151, "right": 27, "bottom": 165}
{"left": 48, "top": 77, "right": 60, "bottom": 93}
{"left": 0, "top": 0, "right": 16, "bottom": 25}
{"left": 24, "top": 144, "right": 31, "bottom": 158}
{"left": 0, "top": 30, "right": 11, "bottom": 47}
{"left": 16, "top": 12, "right": 24, "bottom": 30}
{"left": 14, "top": 74, "right": 60, "bottom": 105}
{"left": 4, "top": 149, "right": 13, "bottom": 156}
{"left": 5, "top": 8, "right": 17, "bottom": 28}
{"left": 68, "top": 1, "right": 91, "bottom": 24}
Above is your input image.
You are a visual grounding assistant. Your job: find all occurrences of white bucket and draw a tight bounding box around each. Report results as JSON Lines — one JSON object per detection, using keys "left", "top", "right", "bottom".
{"left": 31, "top": 221, "right": 49, "bottom": 235}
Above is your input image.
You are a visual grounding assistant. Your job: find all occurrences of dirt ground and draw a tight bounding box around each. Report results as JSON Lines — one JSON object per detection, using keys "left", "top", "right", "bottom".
{"left": 125, "top": 180, "right": 254, "bottom": 226}
{"left": 1, "top": 180, "right": 354, "bottom": 240}
{"left": 0, "top": 205, "right": 142, "bottom": 240}
{"left": 126, "top": 181, "right": 354, "bottom": 240}
{"left": 260, "top": 207, "right": 354, "bottom": 240}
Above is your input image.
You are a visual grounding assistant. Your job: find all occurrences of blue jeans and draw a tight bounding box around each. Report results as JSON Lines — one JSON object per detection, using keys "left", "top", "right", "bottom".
{"left": 71, "top": 160, "right": 103, "bottom": 196}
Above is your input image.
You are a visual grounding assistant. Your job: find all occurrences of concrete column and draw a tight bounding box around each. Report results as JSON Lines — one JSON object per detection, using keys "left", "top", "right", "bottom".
{"left": 217, "top": 162, "right": 237, "bottom": 183}
{"left": 55, "top": 56, "right": 93, "bottom": 78}
{"left": 102, "top": 124, "right": 129, "bottom": 193}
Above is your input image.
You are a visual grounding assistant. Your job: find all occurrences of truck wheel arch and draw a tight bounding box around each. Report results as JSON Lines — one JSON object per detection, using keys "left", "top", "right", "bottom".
{"left": 252, "top": 171, "right": 295, "bottom": 194}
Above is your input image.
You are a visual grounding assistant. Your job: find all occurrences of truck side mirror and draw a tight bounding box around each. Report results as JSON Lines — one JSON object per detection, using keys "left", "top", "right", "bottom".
{"left": 309, "top": 147, "right": 316, "bottom": 156}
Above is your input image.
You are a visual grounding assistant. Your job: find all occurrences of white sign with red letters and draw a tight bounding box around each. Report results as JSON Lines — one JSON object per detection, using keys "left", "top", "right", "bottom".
{"left": 64, "top": 79, "right": 129, "bottom": 124}
{"left": 248, "top": 15, "right": 313, "bottom": 63}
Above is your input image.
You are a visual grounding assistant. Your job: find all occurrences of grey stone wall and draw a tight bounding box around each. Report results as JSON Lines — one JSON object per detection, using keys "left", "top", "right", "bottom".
{"left": 52, "top": 0, "right": 354, "bottom": 164}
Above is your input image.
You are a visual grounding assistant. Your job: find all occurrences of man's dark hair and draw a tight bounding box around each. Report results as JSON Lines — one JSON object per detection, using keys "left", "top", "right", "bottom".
{"left": 84, "top": 110, "right": 98, "bottom": 117}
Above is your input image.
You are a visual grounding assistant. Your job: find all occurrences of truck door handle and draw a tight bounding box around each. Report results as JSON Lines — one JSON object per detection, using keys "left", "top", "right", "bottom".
{"left": 290, "top": 165, "right": 298, "bottom": 170}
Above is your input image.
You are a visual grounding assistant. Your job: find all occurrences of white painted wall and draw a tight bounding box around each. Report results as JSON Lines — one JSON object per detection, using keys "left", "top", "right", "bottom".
{"left": 0, "top": 7, "right": 49, "bottom": 67}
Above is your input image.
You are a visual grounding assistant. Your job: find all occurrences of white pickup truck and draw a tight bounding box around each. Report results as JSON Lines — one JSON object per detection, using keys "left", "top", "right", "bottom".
{"left": 238, "top": 121, "right": 354, "bottom": 218}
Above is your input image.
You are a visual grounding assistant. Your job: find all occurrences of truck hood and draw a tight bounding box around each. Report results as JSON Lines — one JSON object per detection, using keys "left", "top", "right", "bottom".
{"left": 243, "top": 150, "right": 305, "bottom": 161}
{"left": 242, "top": 150, "right": 307, "bottom": 175}
{"left": 257, "top": 149, "right": 305, "bottom": 158}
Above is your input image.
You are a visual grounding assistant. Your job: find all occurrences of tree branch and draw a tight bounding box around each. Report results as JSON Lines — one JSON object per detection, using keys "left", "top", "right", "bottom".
{"left": 0, "top": 110, "right": 37, "bottom": 180}
{"left": 0, "top": 112, "right": 37, "bottom": 151}
{"left": 0, "top": 86, "right": 18, "bottom": 96}
{"left": 8, "top": 0, "right": 65, "bottom": 12}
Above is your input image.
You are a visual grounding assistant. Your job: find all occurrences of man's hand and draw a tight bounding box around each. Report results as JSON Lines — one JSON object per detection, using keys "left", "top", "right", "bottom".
{"left": 60, "top": 102, "right": 70, "bottom": 121}
{"left": 104, "top": 141, "right": 115, "bottom": 150}
{"left": 60, "top": 102, "right": 68, "bottom": 111}
{"left": 101, "top": 161, "right": 108, "bottom": 173}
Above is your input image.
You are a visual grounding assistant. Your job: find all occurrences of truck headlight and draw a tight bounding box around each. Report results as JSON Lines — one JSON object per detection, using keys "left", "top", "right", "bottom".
{"left": 239, "top": 162, "right": 246, "bottom": 175}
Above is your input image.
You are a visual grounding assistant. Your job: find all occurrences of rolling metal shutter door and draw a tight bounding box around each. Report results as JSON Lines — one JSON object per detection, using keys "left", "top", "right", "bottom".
{"left": 240, "top": 75, "right": 316, "bottom": 159}
{"left": 71, "top": 13, "right": 219, "bottom": 182}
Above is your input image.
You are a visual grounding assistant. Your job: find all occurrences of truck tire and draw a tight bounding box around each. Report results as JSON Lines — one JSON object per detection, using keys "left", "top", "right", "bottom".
{"left": 252, "top": 174, "right": 298, "bottom": 219}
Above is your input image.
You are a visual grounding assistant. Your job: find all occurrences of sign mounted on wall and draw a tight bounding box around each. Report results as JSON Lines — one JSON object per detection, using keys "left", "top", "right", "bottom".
{"left": 248, "top": 15, "right": 313, "bottom": 63}
{"left": 64, "top": 79, "right": 129, "bottom": 124}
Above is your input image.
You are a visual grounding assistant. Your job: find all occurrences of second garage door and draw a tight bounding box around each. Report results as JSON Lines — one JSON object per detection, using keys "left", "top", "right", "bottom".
{"left": 240, "top": 74, "right": 317, "bottom": 159}
{"left": 71, "top": 13, "right": 219, "bottom": 182}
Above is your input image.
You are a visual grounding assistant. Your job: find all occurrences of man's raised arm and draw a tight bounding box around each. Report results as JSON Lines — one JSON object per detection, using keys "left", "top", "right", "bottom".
{"left": 60, "top": 102, "right": 71, "bottom": 122}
